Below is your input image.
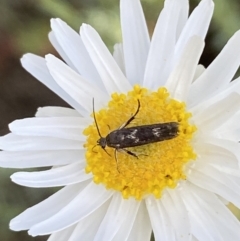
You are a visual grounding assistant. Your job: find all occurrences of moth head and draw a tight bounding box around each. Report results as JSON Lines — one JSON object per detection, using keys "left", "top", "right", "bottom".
{"left": 97, "top": 137, "right": 107, "bottom": 149}
{"left": 97, "top": 137, "right": 111, "bottom": 157}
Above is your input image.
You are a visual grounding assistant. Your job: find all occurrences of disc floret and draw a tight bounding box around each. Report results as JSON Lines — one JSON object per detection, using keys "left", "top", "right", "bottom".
{"left": 83, "top": 85, "right": 196, "bottom": 200}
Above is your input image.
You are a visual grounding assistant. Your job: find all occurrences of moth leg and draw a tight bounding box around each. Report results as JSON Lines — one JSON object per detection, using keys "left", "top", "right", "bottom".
{"left": 121, "top": 148, "right": 148, "bottom": 158}
{"left": 137, "top": 153, "right": 148, "bottom": 157}
{"left": 114, "top": 149, "right": 120, "bottom": 173}
{"left": 118, "top": 148, "right": 139, "bottom": 159}
{"left": 114, "top": 148, "right": 139, "bottom": 172}
{"left": 119, "top": 99, "right": 140, "bottom": 129}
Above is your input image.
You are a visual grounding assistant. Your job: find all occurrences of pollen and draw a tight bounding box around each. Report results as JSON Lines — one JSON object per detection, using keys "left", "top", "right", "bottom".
{"left": 83, "top": 85, "right": 196, "bottom": 200}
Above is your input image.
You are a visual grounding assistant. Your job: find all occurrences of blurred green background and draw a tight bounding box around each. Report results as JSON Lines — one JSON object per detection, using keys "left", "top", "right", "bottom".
{"left": 0, "top": 0, "right": 240, "bottom": 240}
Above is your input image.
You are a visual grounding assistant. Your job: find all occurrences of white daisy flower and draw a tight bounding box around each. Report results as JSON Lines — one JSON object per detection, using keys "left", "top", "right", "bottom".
{"left": 1, "top": 0, "right": 240, "bottom": 240}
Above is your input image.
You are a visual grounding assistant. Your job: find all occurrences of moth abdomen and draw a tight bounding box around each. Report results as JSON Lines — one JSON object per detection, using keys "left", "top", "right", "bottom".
{"left": 106, "top": 122, "right": 179, "bottom": 149}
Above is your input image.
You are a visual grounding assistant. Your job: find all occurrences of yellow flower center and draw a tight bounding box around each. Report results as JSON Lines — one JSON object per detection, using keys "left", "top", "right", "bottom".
{"left": 83, "top": 85, "right": 196, "bottom": 200}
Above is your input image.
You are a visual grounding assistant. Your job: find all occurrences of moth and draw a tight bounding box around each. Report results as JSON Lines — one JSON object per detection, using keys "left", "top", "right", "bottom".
{"left": 93, "top": 99, "right": 179, "bottom": 168}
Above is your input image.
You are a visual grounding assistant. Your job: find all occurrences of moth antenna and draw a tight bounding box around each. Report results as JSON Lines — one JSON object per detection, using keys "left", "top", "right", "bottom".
{"left": 93, "top": 98, "right": 102, "bottom": 138}
{"left": 92, "top": 144, "right": 98, "bottom": 153}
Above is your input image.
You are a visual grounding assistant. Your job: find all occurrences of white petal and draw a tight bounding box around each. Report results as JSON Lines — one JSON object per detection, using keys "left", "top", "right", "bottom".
{"left": 188, "top": 161, "right": 240, "bottom": 208}
{"left": 120, "top": 0, "right": 150, "bottom": 85}
{"left": 21, "top": 54, "right": 87, "bottom": 116}
{"left": 189, "top": 77, "right": 240, "bottom": 119}
{"left": 188, "top": 30, "right": 240, "bottom": 106}
{"left": 146, "top": 196, "right": 175, "bottom": 241}
{"left": 180, "top": 182, "right": 225, "bottom": 241}
{"left": 80, "top": 24, "right": 132, "bottom": 94}
{"left": 192, "top": 159, "right": 240, "bottom": 184}
{"left": 35, "top": 106, "right": 81, "bottom": 117}
{"left": 231, "top": 77, "right": 240, "bottom": 95}
{"left": 165, "top": 36, "right": 204, "bottom": 100}
{"left": 217, "top": 195, "right": 229, "bottom": 205}
{"left": 193, "top": 65, "right": 205, "bottom": 82}
{"left": 112, "top": 199, "right": 141, "bottom": 241}
{"left": 45, "top": 54, "right": 108, "bottom": 112}
{"left": 217, "top": 111, "right": 240, "bottom": 133}
{"left": 194, "top": 142, "right": 238, "bottom": 169}
{"left": 11, "top": 162, "right": 91, "bottom": 187}
{"left": 0, "top": 150, "right": 85, "bottom": 168}
{"left": 198, "top": 136, "right": 240, "bottom": 161}
{"left": 175, "top": 0, "right": 189, "bottom": 39}
{"left": 222, "top": 129, "right": 240, "bottom": 142}
{"left": 0, "top": 134, "right": 83, "bottom": 151}
{"left": 144, "top": 0, "right": 186, "bottom": 88}
{"left": 190, "top": 185, "right": 240, "bottom": 240}
{"left": 9, "top": 117, "right": 91, "bottom": 141}
{"left": 28, "top": 182, "right": 113, "bottom": 236}
{"left": 48, "top": 31, "right": 78, "bottom": 73}
{"left": 48, "top": 225, "right": 77, "bottom": 241}
{"left": 194, "top": 157, "right": 240, "bottom": 179}
{"left": 192, "top": 92, "right": 240, "bottom": 131}
{"left": 50, "top": 19, "right": 104, "bottom": 90}
{"left": 94, "top": 194, "right": 140, "bottom": 241}
{"left": 183, "top": 183, "right": 240, "bottom": 240}
{"left": 209, "top": 165, "right": 240, "bottom": 178}
{"left": 68, "top": 200, "right": 110, "bottom": 241}
{"left": 214, "top": 110, "right": 240, "bottom": 141}
{"left": 191, "top": 237, "right": 199, "bottom": 241}
{"left": 126, "top": 202, "right": 152, "bottom": 241}
{"left": 113, "top": 43, "right": 125, "bottom": 74}
{"left": 174, "top": 0, "right": 214, "bottom": 65}
{"left": 10, "top": 182, "right": 89, "bottom": 231}
{"left": 161, "top": 188, "right": 191, "bottom": 241}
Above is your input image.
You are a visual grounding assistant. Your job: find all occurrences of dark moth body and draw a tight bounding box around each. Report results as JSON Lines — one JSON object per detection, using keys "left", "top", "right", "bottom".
{"left": 93, "top": 99, "right": 179, "bottom": 166}
{"left": 106, "top": 122, "right": 179, "bottom": 149}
